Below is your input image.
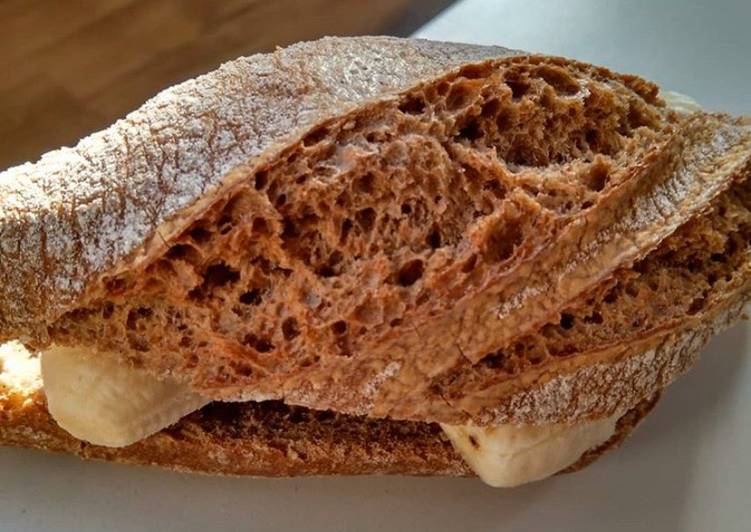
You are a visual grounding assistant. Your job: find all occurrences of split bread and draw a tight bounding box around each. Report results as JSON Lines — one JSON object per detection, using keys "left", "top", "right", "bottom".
{"left": 1, "top": 36, "right": 750, "bottom": 485}
{"left": 0, "top": 341, "right": 659, "bottom": 477}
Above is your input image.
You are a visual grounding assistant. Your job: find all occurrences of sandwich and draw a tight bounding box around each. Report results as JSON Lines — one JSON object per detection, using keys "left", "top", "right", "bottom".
{"left": 1, "top": 36, "right": 749, "bottom": 487}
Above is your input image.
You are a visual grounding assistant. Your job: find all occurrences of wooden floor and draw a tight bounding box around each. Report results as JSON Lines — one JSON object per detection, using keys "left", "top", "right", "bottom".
{"left": 0, "top": 0, "right": 454, "bottom": 170}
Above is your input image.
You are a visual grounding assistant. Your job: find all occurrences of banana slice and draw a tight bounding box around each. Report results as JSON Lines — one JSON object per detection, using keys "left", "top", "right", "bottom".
{"left": 441, "top": 413, "right": 619, "bottom": 487}
{"left": 41, "top": 345, "right": 209, "bottom": 447}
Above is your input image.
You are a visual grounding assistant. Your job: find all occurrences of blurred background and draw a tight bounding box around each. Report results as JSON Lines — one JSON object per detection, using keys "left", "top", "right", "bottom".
{"left": 0, "top": 0, "right": 455, "bottom": 170}
{"left": 4, "top": 0, "right": 749, "bottom": 172}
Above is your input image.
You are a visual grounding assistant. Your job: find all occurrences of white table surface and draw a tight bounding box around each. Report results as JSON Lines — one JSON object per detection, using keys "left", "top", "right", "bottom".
{"left": 2, "top": 1, "right": 750, "bottom": 531}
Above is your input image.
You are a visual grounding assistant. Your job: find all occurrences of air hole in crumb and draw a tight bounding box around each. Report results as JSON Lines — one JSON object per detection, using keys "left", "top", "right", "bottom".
{"left": 275, "top": 193, "right": 287, "bottom": 208}
{"left": 234, "top": 364, "right": 254, "bottom": 377}
{"left": 585, "top": 129, "right": 598, "bottom": 148}
{"left": 335, "top": 190, "right": 350, "bottom": 207}
{"left": 282, "top": 318, "right": 300, "bottom": 341}
{"left": 481, "top": 98, "right": 500, "bottom": 117}
{"left": 461, "top": 253, "right": 478, "bottom": 273}
{"left": 126, "top": 307, "right": 152, "bottom": 330}
{"left": 584, "top": 311, "right": 604, "bottom": 324}
{"left": 426, "top": 226, "right": 442, "bottom": 249}
{"left": 252, "top": 218, "right": 269, "bottom": 234}
{"left": 468, "top": 435, "right": 480, "bottom": 449}
{"left": 203, "top": 263, "right": 240, "bottom": 288}
{"left": 462, "top": 164, "right": 480, "bottom": 182}
{"left": 239, "top": 289, "right": 262, "bottom": 306}
{"left": 484, "top": 221, "right": 522, "bottom": 263}
{"left": 354, "top": 173, "right": 375, "bottom": 194}
{"left": 627, "top": 105, "right": 650, "bottom": 129}
{"left": 340, "top": 218, "right": 353, "bottom": 243}
{"left": 397, "top": 259, "right": 424, "bottom": 287}
{"left": 102, "top": 302, "right": 114, "bottom": 319}
{"left": 317, "top": 251, "right": 344, "bottom": 278}
{"left": 483, "top": 179, "right": 506, "bottom": 200}
{"left": 688, "top": 297, "right": 706, "bottom": 315}
{"left": 401, "top": 203, "right": 412, "bottom": 215}
{"left": 179, "top": 336, "right": 192, "bottom": 348}
{"left": 481, "top": 351, "right": 506, "bottom": 369}
{"left": 281, "top": 218, "right": 298, "bottom": 239}
{"left": 497, "top": 107, "right": 516, "bottom": 130}
{"left": 106, "top": 278, "right": 127, "bottom": 295}
{"left": 331, "top": 320, "right": 348, "bottom": 335}
{"left": 603, "top": 288, "right": 619, "bottom": 304}
{"left": 302, "top": 126, "right": 329, "bottom": 146}
{"left": 560, "top": 313, "right": 575, "bottom": 329}
{"left": 585, "top": 163, "right": 609, "bottom": 192}
{"left": 456, "top": 119, "right": 482, "bottom": 141}
{"left": 399, "top": 95, "right": 426, "bottom": 115}
{"left": 356, "top": 207, "right": 376, "bottom": 233}
{"left": 189, "top": 227, "right": 211, "bottom": 243}
{"left": 507, "top": 79, "right": 530, "bottom": 100}
{"left": 390, "top": 318, "right": 403, "bottom": 327}
{"left": 243, "top": 334, "right": 274, "bottom": 353}
{"left": 254, "top": 171, "right": 268, "bottom": 190}
{"left": 166, "top": 244, "right": 195, "bottom": 260}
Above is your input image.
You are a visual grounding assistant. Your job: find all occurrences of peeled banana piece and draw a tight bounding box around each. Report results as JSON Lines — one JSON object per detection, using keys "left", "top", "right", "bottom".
{"left": 441, "top": 414, "right": 620, "bottom": 487}
{"left": 41, "top": 345, "right": 209, "bottom": 447}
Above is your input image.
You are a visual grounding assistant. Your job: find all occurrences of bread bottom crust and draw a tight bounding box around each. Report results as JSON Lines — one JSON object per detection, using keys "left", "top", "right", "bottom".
{"left": 0, "top": 390, "right": 658, "bottom": 478}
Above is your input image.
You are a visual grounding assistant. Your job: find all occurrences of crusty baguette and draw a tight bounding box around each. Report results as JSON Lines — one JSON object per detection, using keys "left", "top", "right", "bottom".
{"left": 0, "top": 342, "right": 657, "bottom": 476}
{"left": 1, "top": 37, "right": 749, "bottom": 428}
{"left": 0, "top": 37, "right": 520, "bottom": 336}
